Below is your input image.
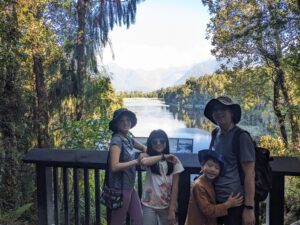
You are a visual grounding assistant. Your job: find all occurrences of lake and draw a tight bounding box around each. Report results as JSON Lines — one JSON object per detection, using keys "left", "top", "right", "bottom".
{"left": 124, "top": 98, "right": 211, "bottom": 153}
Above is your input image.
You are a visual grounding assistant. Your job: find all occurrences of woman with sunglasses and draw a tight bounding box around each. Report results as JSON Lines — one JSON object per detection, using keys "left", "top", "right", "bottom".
{"left": 140, "top": 129, "right": 184, "bottom": 225}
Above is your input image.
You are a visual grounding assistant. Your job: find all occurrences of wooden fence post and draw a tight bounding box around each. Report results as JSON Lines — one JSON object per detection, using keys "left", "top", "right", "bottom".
{"left": 269, "top": 174, "right": 284, "bottom": 225}
{"left": 36, "top": 164, "right": 54, "bottom": 225}
{"left": 178, "top": 170, "right": 191, "bottom": 225}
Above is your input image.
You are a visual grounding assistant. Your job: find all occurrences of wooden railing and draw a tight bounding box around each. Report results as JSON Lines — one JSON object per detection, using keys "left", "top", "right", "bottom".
{"left": 23, "top": 148, "right": 300, "bottom": 225}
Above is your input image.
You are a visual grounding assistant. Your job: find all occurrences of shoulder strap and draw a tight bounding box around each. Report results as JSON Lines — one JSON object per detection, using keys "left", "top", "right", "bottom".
{"left": 209, "top": 127, "right": 219, "bottom": 150}
{"left": 103, "top": 152, "right": 110, "bottom": 186}
{"left": 232, "top": 127, "right": 252, "bottom": 158}
{"left": 232, "top": 127, "right": 252, "bottom": 185}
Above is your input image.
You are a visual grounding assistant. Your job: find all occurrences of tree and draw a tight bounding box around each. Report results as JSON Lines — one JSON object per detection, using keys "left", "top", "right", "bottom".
{"left": 18, "top": 0, "right": 54, "bottom": 147}
{"left": 0, "top": 0, "right": 142, "bottom": 220}
{"left": 202, "top": 0, "right": 300, "bottom": 150}
{"left": 71, "top": 0, "right": 143, "bottom": 119}
{"left": 0, "top": 0, "right": 24, "bottom": 212}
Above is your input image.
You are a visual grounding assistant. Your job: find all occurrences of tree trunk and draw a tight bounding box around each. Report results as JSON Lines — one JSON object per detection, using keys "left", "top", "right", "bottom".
{"left": 272, "top": 21, "right": 300, "bottom": 151}
{"left": 273, "top": 77, "right": 288, "bottom": 148}
{"left": 75, "top": 0, "right": 88, "bottom": 120}
{"left": 275, "top": 64, "right": 300, "bottom": 151}
{"left": 33, "top": 54, "right": 50, "bottom": 148}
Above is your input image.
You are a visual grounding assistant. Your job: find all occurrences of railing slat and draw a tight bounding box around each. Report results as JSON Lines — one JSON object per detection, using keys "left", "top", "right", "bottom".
{"left": 53, "top": 167, "right": 60, "bottom": 225}
{"left": 178, "top": 170, "right": 191, "bottom": 225}
{"left": 95, "top": 169, "right": 101, "bottom": 225}
{"left": 63, "top": 168, "right": 69, "bottom": 225}
{"left": 36, "top": 165, "right": 54, "bottom": 225}
{"left": 84, "top": 169, "right": 90, "bottom": 225}
{"left": 137, "top": 170, "right": 143, "bottom": 198}
{"left": 269, "top": 175, "right": 285, "bottom": 225}
{"left": 73, "top": 168, "right": 80, "bottom": 225}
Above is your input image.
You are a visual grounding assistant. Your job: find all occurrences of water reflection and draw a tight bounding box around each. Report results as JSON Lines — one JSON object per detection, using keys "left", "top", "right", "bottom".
{"left": 168, "top": 105, "right": 215, "bottom": 132}
{"left": 124, "top": 98, "right": 211, "bottom": 153}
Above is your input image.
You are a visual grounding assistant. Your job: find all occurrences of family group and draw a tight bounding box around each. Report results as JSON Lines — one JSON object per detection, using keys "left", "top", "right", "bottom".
{"left": 104, "top": 96, "right": 256, "bottom": 225}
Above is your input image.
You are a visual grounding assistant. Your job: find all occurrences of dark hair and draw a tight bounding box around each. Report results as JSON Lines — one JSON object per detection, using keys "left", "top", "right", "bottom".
{"left": 146, "top": 129, "right": 174, "bottom": 176}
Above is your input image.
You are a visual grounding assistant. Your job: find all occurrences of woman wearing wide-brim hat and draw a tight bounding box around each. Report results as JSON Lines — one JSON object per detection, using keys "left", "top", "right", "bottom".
{"left": 107, "top": 108, "right": 147, "bottom": 225}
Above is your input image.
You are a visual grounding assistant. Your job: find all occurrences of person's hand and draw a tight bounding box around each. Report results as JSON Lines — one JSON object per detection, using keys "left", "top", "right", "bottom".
{"left": 142, "top": 146, "right": 147, "bottom": 153}
{"left": 225, "top": 193, "right": 243, "bottom": 208}
{"left": 242, "top": 207, "right": 255, "bottom": 225}
{"left": 139, "top": 152, "right": 148, "bottom": 160}
{"left": 168, "top": 210, "right": 176, "bottom": 225}
{"left": 135, "top": 156, "right": 141, "bottom": 165}
{"left": 137, "top": 153, "right": 146, "bottom": 164}
{"left": 165, "top": 154, "right": 178, "bottom": 164}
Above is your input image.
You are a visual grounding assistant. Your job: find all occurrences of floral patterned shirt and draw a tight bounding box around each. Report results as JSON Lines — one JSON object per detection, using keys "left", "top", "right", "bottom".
{"left": 141, "top": 156, "right": 184, "bottom": 209}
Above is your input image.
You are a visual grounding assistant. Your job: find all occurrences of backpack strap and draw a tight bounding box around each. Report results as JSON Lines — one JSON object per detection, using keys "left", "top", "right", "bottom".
{"left": 232, "top": 126, "right": 253, "bottom": 186}
{"left": 209, "top": 127, "right": 219, "bottom": 150}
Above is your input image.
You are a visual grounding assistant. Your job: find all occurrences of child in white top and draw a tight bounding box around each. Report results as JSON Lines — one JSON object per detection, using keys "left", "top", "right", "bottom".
{"left": 141, "top": 129, "right": 184, "bottom": 225}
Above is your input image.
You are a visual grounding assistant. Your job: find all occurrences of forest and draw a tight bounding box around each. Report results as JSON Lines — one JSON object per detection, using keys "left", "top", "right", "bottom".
{"left": 0, "top": 0, "right": 299, "bottom": 224}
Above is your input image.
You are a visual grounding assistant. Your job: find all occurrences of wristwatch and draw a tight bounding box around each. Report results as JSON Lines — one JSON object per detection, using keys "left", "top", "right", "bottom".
{"left": 161, "top": 154, "right": 166, "bottom": 161}
{"left": 244, "top": 205, "right": 254, "bottom": 210}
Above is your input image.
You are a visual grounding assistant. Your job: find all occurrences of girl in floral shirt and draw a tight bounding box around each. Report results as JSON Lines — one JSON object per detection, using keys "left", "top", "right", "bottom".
{"left": 141, "top": 129, "right": 184, "bottom": 225}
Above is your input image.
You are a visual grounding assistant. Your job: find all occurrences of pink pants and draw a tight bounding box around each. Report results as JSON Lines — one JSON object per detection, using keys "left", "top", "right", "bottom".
{"left": 110, "top": 188, "right": 143, "bottom": 225}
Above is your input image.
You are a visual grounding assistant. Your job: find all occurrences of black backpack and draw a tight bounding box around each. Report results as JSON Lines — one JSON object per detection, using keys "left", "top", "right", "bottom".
{"left": 210, "top": 127, "right": 273, "bottom": 202}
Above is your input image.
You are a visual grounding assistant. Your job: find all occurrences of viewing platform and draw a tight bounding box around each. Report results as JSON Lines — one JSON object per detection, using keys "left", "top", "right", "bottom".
{"left": 23, "top": 148, "right": 300, "bottom": 225}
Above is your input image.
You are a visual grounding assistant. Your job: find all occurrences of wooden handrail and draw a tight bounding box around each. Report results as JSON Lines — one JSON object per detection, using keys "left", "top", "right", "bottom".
{"left": 23, "top": 148, "right": 300, "bottom": 225}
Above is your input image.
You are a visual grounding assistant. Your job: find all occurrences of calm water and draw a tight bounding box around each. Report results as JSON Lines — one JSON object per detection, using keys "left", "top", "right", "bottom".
{"left": 124, "top": 98, "right": 211, "bottom": 153}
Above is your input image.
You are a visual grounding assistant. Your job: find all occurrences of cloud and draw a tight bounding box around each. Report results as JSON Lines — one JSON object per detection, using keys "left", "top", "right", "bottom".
{"left": 102, "top": 0, "right": 213, "bottom": 70}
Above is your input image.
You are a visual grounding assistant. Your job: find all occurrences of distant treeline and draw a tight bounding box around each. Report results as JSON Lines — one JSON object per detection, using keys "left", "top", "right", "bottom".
{"left": 124, "top": 59, "right": 300, "bottom": 152}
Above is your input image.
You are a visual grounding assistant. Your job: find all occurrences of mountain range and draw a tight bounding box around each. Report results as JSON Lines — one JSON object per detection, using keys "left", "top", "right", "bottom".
{"left": 106, "top": 59, "right": 221, "bottom": 92}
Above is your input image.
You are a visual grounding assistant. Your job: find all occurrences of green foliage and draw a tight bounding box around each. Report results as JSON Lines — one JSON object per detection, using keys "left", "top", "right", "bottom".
{"left": 0, "top": 203, "right": 33, "bottom": 225}
{"left": 202, "top": 0, "right": 300, "bottom": 149}
{"left": 202, "top": 0, "right": 300, "bottom": 65}
{"left": 63, "top": 168, "right": 108, "bottom": 225}
{"left": 285, "top": 177, "right": 300, "bottom": 214}
{"left": 56, "top": 116, "right": 112, "bottom": 150}
{"left": 259, "top": 135, "right": 287, "bottom": 156}
{"left": 118, "top": 91, "right": 158, "bottom": 98}
{"left": 1, "top": 0, "right": 138, "bottom": 223}
{"left": 156, "top": 73, "right": 230, "bottom": 109}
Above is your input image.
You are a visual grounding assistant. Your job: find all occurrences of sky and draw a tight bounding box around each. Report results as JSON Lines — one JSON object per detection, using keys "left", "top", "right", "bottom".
{"left": 102, "top": 0, "right": 213, "bottom": 71}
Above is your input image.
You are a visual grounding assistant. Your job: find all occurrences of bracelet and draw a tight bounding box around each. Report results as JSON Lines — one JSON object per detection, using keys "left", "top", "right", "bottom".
{"left": 244, "top": 205, "right": 254, "bottom": 210}
{"left": 161, "top": 154, "right": 166, "bottom": 161}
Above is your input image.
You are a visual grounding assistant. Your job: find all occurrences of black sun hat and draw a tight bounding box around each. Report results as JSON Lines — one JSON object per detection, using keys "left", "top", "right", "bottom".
{"left": 109, "top": 108, "right": 137, "bottom": 132}
{"left": 204, "top": 96, "right": 241, "bottom": 125}
{"left": 198, "top": 149, "right": 225, "bottom": 172}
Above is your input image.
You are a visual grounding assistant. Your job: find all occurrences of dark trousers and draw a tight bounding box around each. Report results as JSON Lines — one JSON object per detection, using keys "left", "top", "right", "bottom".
{"left": 217, "top": 205, "right": 243, "bottom": 225}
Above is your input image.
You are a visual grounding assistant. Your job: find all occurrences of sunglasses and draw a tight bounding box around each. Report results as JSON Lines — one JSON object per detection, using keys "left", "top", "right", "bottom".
{"left": 151, "top": 138, "right": 166, "bottom": 146}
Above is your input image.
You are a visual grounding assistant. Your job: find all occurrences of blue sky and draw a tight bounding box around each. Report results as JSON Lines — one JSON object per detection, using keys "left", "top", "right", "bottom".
{"left": 102, "top": 0, "right": 213, "bottom": 70}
